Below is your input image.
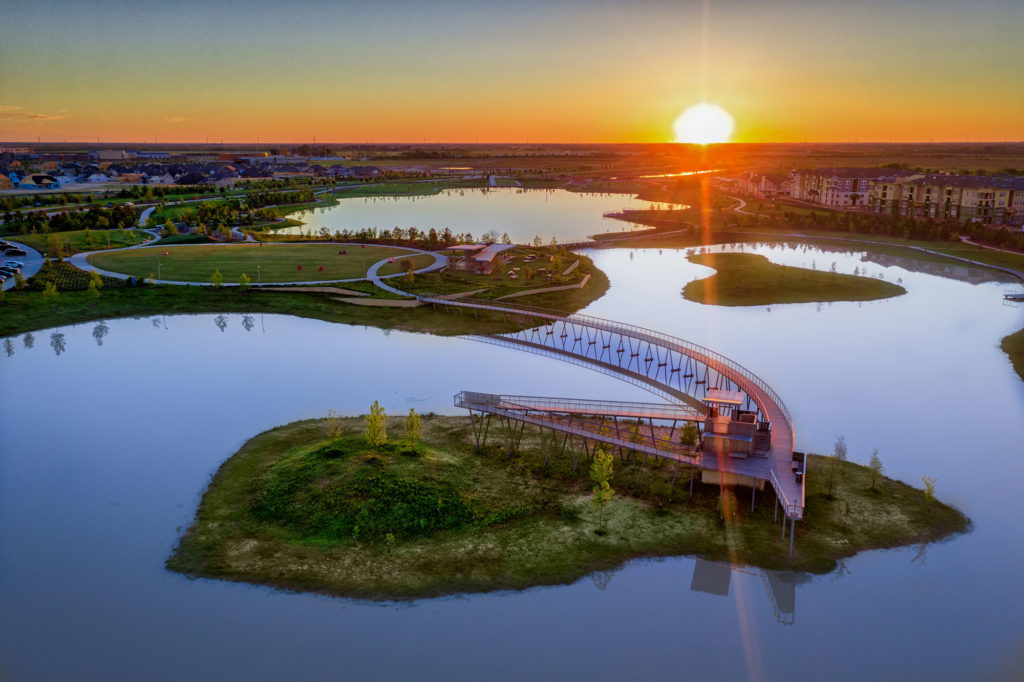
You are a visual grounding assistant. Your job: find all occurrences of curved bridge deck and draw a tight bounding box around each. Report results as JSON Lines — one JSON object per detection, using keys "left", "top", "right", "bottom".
{"left": 423, "top": 295, "right": 804, "bottom": 521}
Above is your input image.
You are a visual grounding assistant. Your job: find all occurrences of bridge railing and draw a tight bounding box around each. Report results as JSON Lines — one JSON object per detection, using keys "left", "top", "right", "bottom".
{"left": 422, "top": 296, "right": 794, "bottom": 438}
{"left": 770, "top": 468, "right": 803, "bottom": 520}
{"left": 455, "top": 391, "right": 704, "bottom": 421}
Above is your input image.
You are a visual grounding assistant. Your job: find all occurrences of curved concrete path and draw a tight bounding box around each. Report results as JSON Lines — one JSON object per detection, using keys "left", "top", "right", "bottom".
{"left": 69, "top": 240, "right": 448, "bottom": 288}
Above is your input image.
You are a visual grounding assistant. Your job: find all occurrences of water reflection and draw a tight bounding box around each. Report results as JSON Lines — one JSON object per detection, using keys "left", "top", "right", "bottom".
{"left": 242, "top": 315, "right": 256, "bottom": 332}
{"left": 48, "top": 331, "right": 66, "bottom": 356}
{"left": 861, "top": 252, "right": 1013, "bottom": 285}
{"left": 690, "top": 559, "right": 800, "bottom": 626}
{"left": 92, "top": 322, "right": 109, "bottom": 346}
{"left": 23, "top": 332, "right": 34, "bottom": 348}
{"left": 214, "top": 314, "right": 228, "bottom": 332}
{"left": 3, "top": 337, "right": 12, "bottom": 357}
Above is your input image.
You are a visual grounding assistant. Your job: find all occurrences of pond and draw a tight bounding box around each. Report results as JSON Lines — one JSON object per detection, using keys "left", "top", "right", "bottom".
{"left": 277, "top": 187, "right": 681, "bottom": 244}
{"left": 1, "top": 242, "right": 1023, "bottom": 682}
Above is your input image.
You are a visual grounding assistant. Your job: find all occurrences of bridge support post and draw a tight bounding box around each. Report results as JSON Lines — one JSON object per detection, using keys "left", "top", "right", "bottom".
{"left": 689, "top": 465, "right": 695, "bottom": 496}
{"left": 774, "top": 496, "right": 778, "bottom": 523}
{"left": 751, "top": 485, "right": 756, "bottom": 512}
{"left": 789, "top": 520, "right": 795, "bottom": 555}
{"left": 781, "top": 515, "right": 787, "bottom": 540}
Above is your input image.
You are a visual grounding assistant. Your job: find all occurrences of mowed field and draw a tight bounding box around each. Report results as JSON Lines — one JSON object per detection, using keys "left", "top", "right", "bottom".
{"left": 88, "top": 244, "right": 427, "bottom": 283}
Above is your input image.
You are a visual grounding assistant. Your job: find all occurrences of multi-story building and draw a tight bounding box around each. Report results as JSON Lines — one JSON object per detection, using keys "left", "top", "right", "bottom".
{"left": 1009, "top": 178, "right": 1024, "bottom": 227}
{"left": 737, "top": 171, "right": 792, "bottom": 198}
{"left": 869, "top": 173, "right": 1017, "bottom": 225}
{"left": 791, "top": 168, "right": 914, "bottom": 208}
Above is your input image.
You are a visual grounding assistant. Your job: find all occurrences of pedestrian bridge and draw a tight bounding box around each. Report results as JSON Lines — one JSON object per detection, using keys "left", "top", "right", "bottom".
{"left": 421, "top": 295, "right": 805, "bottom": 529}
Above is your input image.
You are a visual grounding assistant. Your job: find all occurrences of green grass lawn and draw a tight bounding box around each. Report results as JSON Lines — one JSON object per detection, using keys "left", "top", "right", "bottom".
{"left": 375, "top": 253, "right": 436, "bottom": 277}
{"left": 87, "top": 243, "right": 424, "bottom": 283}
{"left": 13, "top": 229, "right": 151, "bottom": 255}
{"left": 166, "top": 416, "right": 969, "bottom": 600}
{"left": 683, "top": 252, "right": 906, "bottom": 306}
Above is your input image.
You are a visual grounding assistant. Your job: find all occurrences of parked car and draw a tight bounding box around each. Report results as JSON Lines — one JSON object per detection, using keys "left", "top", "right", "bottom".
{"left": 4, "top": 248, "right": 27, "bottom": 257}
{"left": 5, "top": 261, "right": 24, "bottom": 269}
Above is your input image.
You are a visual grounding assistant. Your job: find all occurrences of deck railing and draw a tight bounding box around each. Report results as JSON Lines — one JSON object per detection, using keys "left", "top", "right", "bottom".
{"left": 423, "top": 296, "right": 794, "bottom": 439}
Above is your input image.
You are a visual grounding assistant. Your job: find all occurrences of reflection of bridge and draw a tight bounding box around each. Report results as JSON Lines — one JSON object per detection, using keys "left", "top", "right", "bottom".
{"left": 422, "top": 296, "right": 805, "bottom": 546}
{"left": 690, "top": 559, "right": 797, "bottom": 626}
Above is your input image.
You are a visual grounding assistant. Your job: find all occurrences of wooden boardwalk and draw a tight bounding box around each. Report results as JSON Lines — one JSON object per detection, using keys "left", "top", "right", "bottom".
{"left": 427, "top": 296, "right": 805, "bottom": 521}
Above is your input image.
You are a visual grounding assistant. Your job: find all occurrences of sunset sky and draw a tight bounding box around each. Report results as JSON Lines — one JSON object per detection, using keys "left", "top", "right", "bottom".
{"left": 2, "top": 0, "right": 1022, "bottom": 144}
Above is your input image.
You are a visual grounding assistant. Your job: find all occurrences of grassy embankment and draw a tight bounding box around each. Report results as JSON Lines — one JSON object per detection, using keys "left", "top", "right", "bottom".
{"left": 683, "top": 252, "right": 906, "bottom": 306}
{"left": 87, "top": 243, "right": 428, "bottom": 283}
{"left": 167, "top": 416, "right": 969, "bottom": 600}
{"left": 11, "top": 229, "right": 151, "bottom": 255}
{"left": 0, "top": 250, "right": 608, "bottom": 337}
{"left": 1001, "top": 328, "right": 1024, "bottom": 383}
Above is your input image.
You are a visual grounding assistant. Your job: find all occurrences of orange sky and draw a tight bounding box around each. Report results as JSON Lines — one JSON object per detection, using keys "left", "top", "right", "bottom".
{"left": 1, "top": 0, "right": 1022, "bottom": 143}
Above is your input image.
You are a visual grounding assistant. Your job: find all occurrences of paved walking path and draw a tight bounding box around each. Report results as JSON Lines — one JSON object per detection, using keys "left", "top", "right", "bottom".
{"left": 68, "top": 240, "right": 448, "bottom": 288}
{"left": 366, "top": 250, "right": 447, "bottom": 296}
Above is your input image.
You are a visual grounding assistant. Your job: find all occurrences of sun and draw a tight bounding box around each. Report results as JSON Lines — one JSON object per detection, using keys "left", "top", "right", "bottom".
{"left": 673, "top": 103, "right": 734, "bottom": 145}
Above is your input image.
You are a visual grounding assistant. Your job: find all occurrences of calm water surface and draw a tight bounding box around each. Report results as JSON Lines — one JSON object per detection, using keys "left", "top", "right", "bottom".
{"left": 1, "top": 240, "right": 1023, "bottom": 681}
{"left": 279, "top": 187, "right": 680, "bottom": 244}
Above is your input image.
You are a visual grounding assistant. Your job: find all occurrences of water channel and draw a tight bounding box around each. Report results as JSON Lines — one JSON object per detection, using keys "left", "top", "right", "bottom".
{"left": 2, "top": 202, "right": 1023, "bottom": 680}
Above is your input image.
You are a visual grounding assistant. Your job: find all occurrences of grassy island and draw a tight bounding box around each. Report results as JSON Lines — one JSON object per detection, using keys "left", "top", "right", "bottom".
{"left": 683, "top": 252, "right": 906, "bottom": 306}
{"left": 1001, "top": 327, "right": 1024, "bottom": 382}
{"left": 168, "top": 415, "right": 969, "bottom": 601}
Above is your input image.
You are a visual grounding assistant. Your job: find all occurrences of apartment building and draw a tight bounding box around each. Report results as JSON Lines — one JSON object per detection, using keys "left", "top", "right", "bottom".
{"left": 737, "top": 171, "right": 792, "bottom": 198}
{"left": 869, "top": 173, "right": 1018, "bottom": 225}
{"left": 791, "top": 168, "right": 914, "bottom": 208}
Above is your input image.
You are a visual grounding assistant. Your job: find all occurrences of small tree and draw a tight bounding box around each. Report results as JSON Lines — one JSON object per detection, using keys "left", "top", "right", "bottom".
{"left": 921, "top": 476, "right": 937, "bottom": 504}
{"left": 402, "top": 408, "right": 422, "bottom": 442}
{"left": 679, "top": 422, "right": 699, "bottom": 447}
{"left": 41, "top": 281, "right": 58, "bottom": 301}
{"left": 86, "top": 278, "right": 100, "bottom": 299}
{"left": 326, "top": 408, "right": 343, "bottom": 442}
{"left": 238, "top": 272, "right": 251, "bottom": 291}
{"left": 590, "top": 446, "right": 615, "bottom": 532}
{"left": 89, "top": 270, "right": 103, "bottom": 291}
{"left": 210, "top": 269, "right": 224, "bottom": 287}
{"left": 868, "top": 448, "right": 884, "bottom": 491}
{"left": 365, "top": 400, "right": 387, "bottom": 447}
{"left": 164, "top": 219, "right": 178, "bottom": 236}
{"left": 47, "top": 233, "right": 63, "bottom": 261}
{"left": 14, "top": 272, "right": 26, "bottom": 290}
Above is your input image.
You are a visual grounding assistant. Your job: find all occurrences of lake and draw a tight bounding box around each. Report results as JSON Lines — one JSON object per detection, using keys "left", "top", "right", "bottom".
{"left": 278, "top": 187, "right": 681, "bottom": 244}
{"left": 1, "top": 239, "right": 1023, "bottom": 680}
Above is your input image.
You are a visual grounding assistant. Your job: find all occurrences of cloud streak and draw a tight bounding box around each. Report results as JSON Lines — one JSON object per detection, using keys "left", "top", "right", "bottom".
{"left": 0, "top": 107, "right": 68, "bottom": 121}
{"left": 165, "top": 116, "right": 187, "bottom": 123}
